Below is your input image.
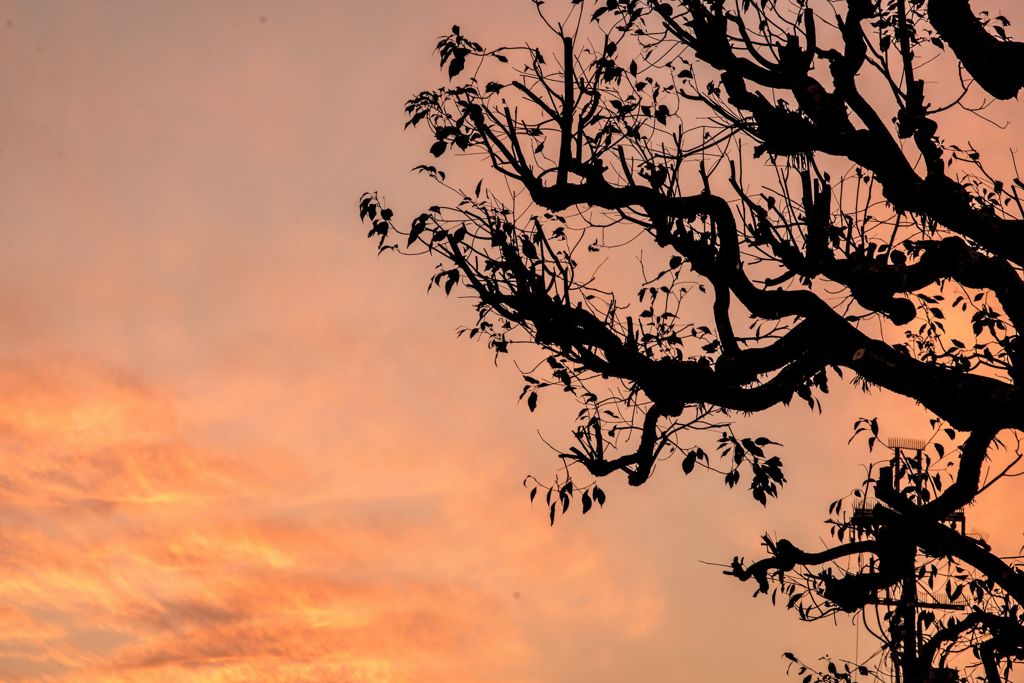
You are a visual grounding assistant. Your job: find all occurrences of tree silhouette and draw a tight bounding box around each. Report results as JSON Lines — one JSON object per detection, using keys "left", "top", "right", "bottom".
{"left": 361, "top": 1, "right": 1024, "bottom": 681}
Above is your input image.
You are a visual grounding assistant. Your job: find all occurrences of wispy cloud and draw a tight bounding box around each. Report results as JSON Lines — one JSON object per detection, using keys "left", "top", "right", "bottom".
{"left": 0, "top": 357, "right": 662, "bottom": 682}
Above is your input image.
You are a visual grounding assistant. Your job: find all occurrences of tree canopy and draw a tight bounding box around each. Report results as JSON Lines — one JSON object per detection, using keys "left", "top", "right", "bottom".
{"left": 361, "top": 1, "right": 1024, "bottom": 681}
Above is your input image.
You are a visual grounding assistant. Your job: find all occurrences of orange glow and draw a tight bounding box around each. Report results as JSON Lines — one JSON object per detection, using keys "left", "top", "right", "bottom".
{"left": 2, "top": 2, "right": 1023, "bottom": 681}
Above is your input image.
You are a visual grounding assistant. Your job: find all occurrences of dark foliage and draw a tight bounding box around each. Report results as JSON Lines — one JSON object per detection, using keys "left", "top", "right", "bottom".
{"left": 362, "top": 1, "right": 1024, "bottom": 680}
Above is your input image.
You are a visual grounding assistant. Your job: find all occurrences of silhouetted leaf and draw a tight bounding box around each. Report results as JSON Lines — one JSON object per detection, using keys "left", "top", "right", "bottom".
{"left": 682, "top": 450, "right": 697, "bottom": 474}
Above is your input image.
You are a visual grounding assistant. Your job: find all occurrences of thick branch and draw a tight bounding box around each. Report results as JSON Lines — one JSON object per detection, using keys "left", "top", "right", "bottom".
{"left": 659, "top": 1, "right": 1024, "bottom": 267}
{"left": 727, "top": 538, "right": 878, "bottom": 595}
{"left": 525, "top": 178, "right": 1023, "bottom": 432}
{"left": 929, "top": 0, "right": 1024, "bottom": 99}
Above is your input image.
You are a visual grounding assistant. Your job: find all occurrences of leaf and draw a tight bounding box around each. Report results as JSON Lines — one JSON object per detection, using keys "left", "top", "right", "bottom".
{"left": 443, "top": 270, "right": 458, "bottom": 295}
{"left": 741, "top": 438, "right": 764, "bottom": 459}
{"left": 430, "top": 140, "right": 447, "bottom": 157}
{"left": 682, "top": 450, "right": 697, "bottom": 474}
{"left": 521, "top": 238, "right": 538, "bottom": 260}
{"left": 405, "top": 110, "right": 427, "bottom": 129}
{"left": 448, "top": 52, "right": 466, "bottom": 79}
{"left": 582, "top": 491, "right": 593, "bottom": 514}
{"left": 408, "top": 214, "right": 429, "bottom": 246}
{"left": 412, "top": 164, "right": 446, "bottom": 181}
{"left": 527, "top": 391, "right": 538, "bottom": 412}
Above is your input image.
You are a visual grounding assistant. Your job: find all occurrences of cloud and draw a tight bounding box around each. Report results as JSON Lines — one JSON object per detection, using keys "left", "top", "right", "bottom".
{"left": 0, "top": 356, "right": 663, "bottom": 683}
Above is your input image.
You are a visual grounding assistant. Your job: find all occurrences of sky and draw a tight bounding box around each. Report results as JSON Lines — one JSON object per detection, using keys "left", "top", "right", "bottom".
{"left": 0, "top": 1, "right": 1022, "bottom": 681}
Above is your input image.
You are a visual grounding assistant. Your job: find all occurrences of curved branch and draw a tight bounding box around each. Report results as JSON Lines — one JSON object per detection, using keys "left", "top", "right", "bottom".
{"left": 929, "top": 0, "right": 1024, "bottom": 99}
{"left": 727, "top": 538, "right": 878, "bottom": 595}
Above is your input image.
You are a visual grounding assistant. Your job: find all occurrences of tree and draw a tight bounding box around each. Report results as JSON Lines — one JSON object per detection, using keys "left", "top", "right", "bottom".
{"left": 360, "top": 1, "right": 1024, "bottom": 681}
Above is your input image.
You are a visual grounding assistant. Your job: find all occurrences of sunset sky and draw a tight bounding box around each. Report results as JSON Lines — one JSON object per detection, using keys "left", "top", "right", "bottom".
{"left": 1, "top": 1, "right": 1023, "bottom": 681}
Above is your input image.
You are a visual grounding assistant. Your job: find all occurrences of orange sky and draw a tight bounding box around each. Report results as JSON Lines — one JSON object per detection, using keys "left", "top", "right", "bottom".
{"left": 1, "top": 2, "right": 1023, "bottom": 681}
